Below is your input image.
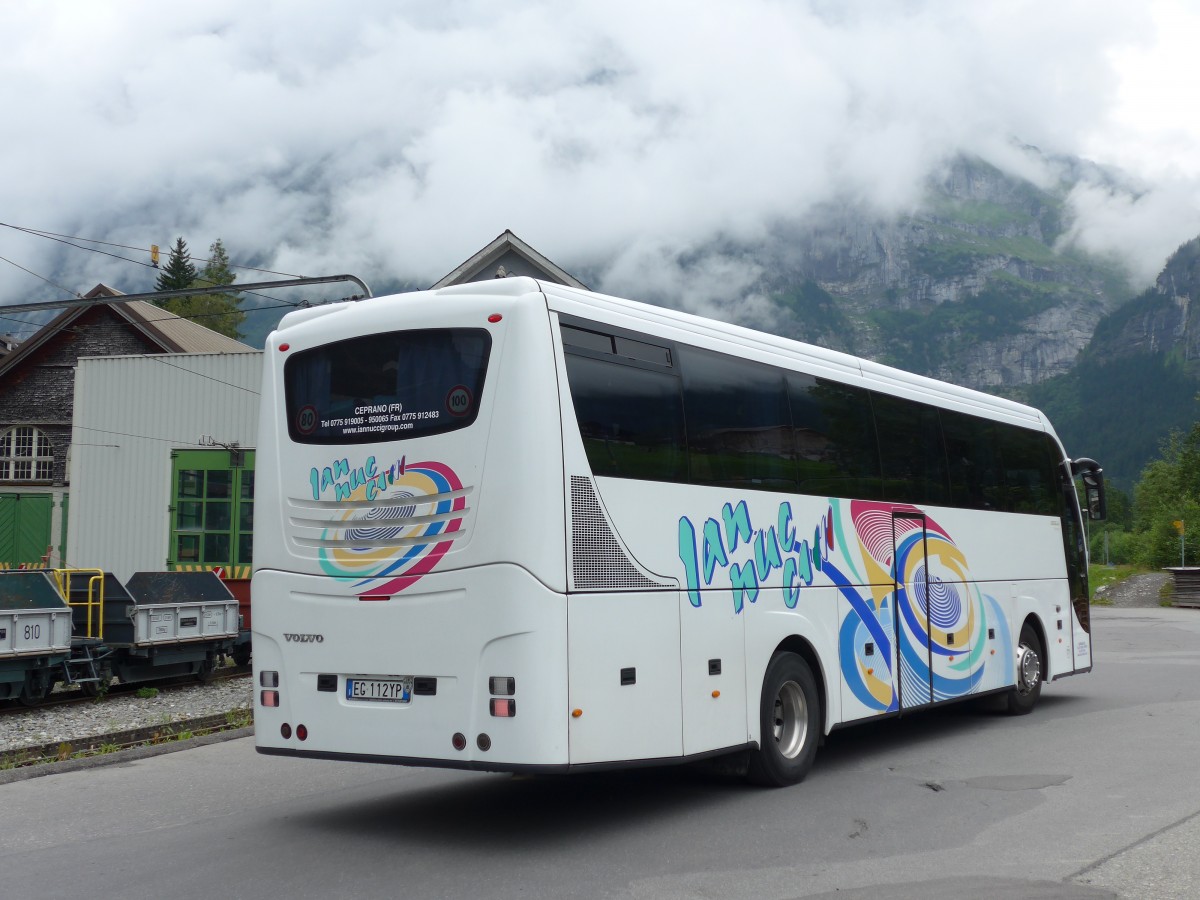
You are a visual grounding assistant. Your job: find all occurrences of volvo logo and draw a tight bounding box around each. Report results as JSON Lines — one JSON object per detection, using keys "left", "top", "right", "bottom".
{"left": 283, "top": 633, "right": 325, "bottom": 643}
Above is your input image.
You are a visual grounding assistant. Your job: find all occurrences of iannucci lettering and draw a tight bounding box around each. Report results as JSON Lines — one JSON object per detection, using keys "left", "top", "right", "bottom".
{"left": 309, "top": 455, "right": 405, "bottom": 502}
{"left": 678, "top": 500, "right": 834, "bottom": 614}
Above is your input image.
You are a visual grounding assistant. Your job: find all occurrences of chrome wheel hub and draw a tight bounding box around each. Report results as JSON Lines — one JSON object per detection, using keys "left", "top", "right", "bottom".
{"left": 1016, "top": 644, "right": 1041, "bottom": 694}
{"left": 772, "top": 681, "right": 809, "bottom": 759}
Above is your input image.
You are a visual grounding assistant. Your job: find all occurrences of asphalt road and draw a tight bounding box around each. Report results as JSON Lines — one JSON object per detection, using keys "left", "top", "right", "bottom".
{"left": 2, "top": 606, "right": 1198, "bottom": 900}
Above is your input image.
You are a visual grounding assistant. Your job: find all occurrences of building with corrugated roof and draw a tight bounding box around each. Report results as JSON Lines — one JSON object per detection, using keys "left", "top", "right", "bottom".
{"left": 0, "top": 283, "right": 253, "bottom": 567}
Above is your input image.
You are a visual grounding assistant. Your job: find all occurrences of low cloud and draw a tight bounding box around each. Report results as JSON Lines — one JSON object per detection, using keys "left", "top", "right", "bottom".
{"left": 0, "top": 0, "right": 1195, "bottom": 331}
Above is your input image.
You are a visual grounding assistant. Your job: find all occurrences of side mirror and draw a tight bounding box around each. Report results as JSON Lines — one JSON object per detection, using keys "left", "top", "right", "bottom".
{"left": 1072, "top": 458, "right": 1107, "bottom": 521}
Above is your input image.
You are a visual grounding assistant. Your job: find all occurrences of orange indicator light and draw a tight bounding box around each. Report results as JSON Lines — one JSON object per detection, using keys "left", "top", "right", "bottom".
{"left": 571, "top": 708, "right": 583, "bottom": 718}
{"left": 711, "top": 690, "right": 720, "bottom": 699}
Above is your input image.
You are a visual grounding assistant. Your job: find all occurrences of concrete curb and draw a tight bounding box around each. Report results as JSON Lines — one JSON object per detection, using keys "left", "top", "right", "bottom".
{"left": 0, "top": 725, "right": 254, "bottom": 785}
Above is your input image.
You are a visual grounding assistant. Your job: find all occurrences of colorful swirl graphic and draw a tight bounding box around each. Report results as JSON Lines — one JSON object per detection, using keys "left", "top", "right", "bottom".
{"left": 834, "top": 500, "right": 1008, "bottom": 712}
{"left": 317, "top": 460, "right": 465, "bottom": 596}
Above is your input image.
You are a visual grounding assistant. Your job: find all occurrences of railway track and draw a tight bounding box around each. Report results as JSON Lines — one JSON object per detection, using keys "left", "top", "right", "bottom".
{"left": 0, "top": 665, "right": 251, "bottom": 716}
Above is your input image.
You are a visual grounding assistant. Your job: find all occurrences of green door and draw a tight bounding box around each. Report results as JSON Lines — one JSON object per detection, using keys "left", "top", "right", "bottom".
{"left": 168, "top": 449, "right": 256, "bottom": 570}
{"left": 0, "top": 493, "right": 53, "bottom": 566}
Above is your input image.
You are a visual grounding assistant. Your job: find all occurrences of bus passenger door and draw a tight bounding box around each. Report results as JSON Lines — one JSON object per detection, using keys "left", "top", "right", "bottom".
{"left": 894, "top": 512, "right": 932, "bottom": 709}
{"left": 679, "top": 587, "right": 747, "bottom": 756}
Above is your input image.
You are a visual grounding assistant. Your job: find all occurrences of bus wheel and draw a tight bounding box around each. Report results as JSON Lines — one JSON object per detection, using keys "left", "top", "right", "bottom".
{"left": 1006, "top": 622, "right": 1043, "bottom": 715}
{"left": 747, "top": 652, "right": 820, "bottom": 787}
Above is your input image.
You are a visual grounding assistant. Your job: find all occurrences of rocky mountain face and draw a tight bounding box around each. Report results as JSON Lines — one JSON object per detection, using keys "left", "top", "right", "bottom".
{"left": 1091, "top": 237, "right": 1200, "bottom": 362}
{"left": 750, "top": 156, "right": 1131, "bottom": 391}
{"left": 1028, "top": 237, "right": 1200, "bottom": 487}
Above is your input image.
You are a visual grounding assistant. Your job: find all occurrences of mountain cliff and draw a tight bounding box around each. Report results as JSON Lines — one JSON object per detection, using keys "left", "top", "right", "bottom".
{"left": 1027, "top": 237, "right": 1200, "bottom": 487}
{"left": 749, "top": 157, "right": 1131, "bottom": 390}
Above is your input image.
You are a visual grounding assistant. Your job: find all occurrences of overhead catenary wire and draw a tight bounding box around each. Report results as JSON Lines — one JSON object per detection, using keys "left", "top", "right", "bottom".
{"left": 0, "top": 221, "right": 307, "bottom": 279}
{"left": 0, "top": 220, "right": 315, "bottom": 312}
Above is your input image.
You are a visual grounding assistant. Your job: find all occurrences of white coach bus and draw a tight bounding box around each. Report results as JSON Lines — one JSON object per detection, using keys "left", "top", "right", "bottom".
{"left": 252, "top": 276, "right": 1105, "bottom": 786}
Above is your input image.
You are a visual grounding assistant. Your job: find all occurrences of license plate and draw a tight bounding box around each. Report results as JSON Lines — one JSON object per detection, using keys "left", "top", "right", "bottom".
{"left": 346, "top": 677, "right": 414, "bottom": 703}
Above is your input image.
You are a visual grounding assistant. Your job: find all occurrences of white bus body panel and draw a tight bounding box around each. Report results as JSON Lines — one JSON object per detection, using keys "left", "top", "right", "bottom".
{"left": 253, "top": 565, "right": 569, "bottom": 766}
{"left": 566, "top": 590, "right": 682, "bottom": 763}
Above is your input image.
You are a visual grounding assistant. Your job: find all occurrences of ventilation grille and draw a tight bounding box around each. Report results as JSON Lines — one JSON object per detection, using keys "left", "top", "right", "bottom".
{"left": 570, "top": 476, "right": 669, "bottom": 591}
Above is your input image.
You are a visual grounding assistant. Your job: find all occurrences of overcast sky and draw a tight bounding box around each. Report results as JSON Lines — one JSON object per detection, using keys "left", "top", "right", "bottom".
{"left": 1, "top": 0, "right": 1198, "bottom": 335}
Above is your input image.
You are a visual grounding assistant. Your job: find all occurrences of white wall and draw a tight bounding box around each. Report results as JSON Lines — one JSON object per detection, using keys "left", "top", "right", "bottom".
{"left": 67, "top": 352, "right": 263, "bottom": 582}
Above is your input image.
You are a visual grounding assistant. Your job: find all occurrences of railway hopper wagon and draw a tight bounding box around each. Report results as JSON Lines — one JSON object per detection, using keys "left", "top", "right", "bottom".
{"left": 0, "top": 571, "right": 73, "bottom": 705}
{"left": 0, "top": 569, "right": 241, "bottom": 704}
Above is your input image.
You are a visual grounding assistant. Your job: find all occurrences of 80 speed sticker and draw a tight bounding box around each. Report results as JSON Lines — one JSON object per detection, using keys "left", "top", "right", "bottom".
{"left": 296, "top": 405, "right": 318, "bottom": 434}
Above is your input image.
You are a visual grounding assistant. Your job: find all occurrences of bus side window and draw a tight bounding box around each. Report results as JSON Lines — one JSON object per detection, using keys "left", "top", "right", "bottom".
{"left": 563, "top": 353, "right": 687, "bottom": 483}
{"left": 941, "top": 409, "right": 1005, "bottom": 511}
{"left": 678, "top": 347, "right": 795, "bottom": 492}
{"left": 996, "top": 427, "right": 1058, "bottom": 516}
{"left": 872, "top": 392, "right": 950, "bottom": 507}
{"left": 788, "top": 375, "right": 884, "bottom": 501}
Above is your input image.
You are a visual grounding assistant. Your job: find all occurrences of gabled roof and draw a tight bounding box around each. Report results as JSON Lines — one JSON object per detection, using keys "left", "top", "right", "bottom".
{"left": 0, "top": 283, "right": 255, "bottom": 379}
{"left": 430, "top": 230, "right": 588, "bottom": 290}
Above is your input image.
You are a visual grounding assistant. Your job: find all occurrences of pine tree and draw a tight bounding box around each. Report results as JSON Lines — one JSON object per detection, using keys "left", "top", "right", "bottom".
{"left": 155, "top": 237, "right": 245, "bottom": 339}
{"left": 154, "top": 237, "right": 198, "bottom": 292}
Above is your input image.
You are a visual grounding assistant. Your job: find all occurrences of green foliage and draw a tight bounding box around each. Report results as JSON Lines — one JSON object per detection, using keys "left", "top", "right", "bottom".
{"left": 155, "top": 237, "right": 198, "bottom": 292}
{"left": 1088, "top": 525, "right": 1147, "bottom": 567}
{"left": 135, "top": 686, "right": 159, "bottom": 699}
{"left": 154, "top": 237, "right": 245, "bottom": 339}
{"left": 1106, "top": 421, "right": 1200, "bottom": 568}
{"left": 1027, "top": 352, "right": 1200, "bottom": 491}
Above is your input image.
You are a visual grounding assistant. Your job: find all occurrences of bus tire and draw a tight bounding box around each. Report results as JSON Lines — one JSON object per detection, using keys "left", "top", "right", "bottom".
{"left": 747, "top": 652, "right": 820, "bottom": 787}
{"left": 1006, "top": 622, "right": 1043, "bottom": 715}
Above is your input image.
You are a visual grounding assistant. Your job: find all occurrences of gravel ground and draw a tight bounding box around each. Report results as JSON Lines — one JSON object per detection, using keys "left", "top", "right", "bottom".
{"left": 0, "top": 676, "right": 252, "bottom": 754}
{"left": 1094, "top": 571, "right": 1172, "bottom": 608}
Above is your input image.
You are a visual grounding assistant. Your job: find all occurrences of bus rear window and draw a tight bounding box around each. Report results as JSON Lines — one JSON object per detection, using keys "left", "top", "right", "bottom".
{"left": 284, "top": 328, "right": 491, "bottom": 444}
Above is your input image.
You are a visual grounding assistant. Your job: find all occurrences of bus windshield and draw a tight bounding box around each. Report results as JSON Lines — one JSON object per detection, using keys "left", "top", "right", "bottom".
{"left": 283, "top": 328, "right": 491, "bottom": 444}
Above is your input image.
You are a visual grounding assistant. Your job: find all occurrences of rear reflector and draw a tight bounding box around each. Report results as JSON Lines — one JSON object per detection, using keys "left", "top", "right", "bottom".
{"left": 296, "top": 724, "right": 308, "bottom": 741}
{"left": 360, "top": 594, "right": 390, "bottom": 602}
{"left": 261, "top": 690, "right": 280, "bottom": 707}
{"left": 490, "top": 699, "right": 515, "bottom": 717}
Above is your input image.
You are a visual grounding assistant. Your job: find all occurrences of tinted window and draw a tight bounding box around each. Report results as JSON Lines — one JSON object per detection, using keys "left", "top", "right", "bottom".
{"left": 872, "top": 393, "right": 950, "bottom": 506}
{"left": 996, "top": 425, "right": 1059, "bottom": 515}
{"left": 680, "top": 347, "right": 794, "bottom": 491}
{"left": 942, "top": 409, "right": 1006, "bottom": 511}
{"left": 561, "top": 325, "right": 614, "bottom": 355}
{"left": 788, "top": 374, "right": 883, "bottom": 500}
{"left": 284, "top": 328, "right": 490, "bottom": 444}
{"left": 565, "top": 354, "right": 687, "bottom": 482}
